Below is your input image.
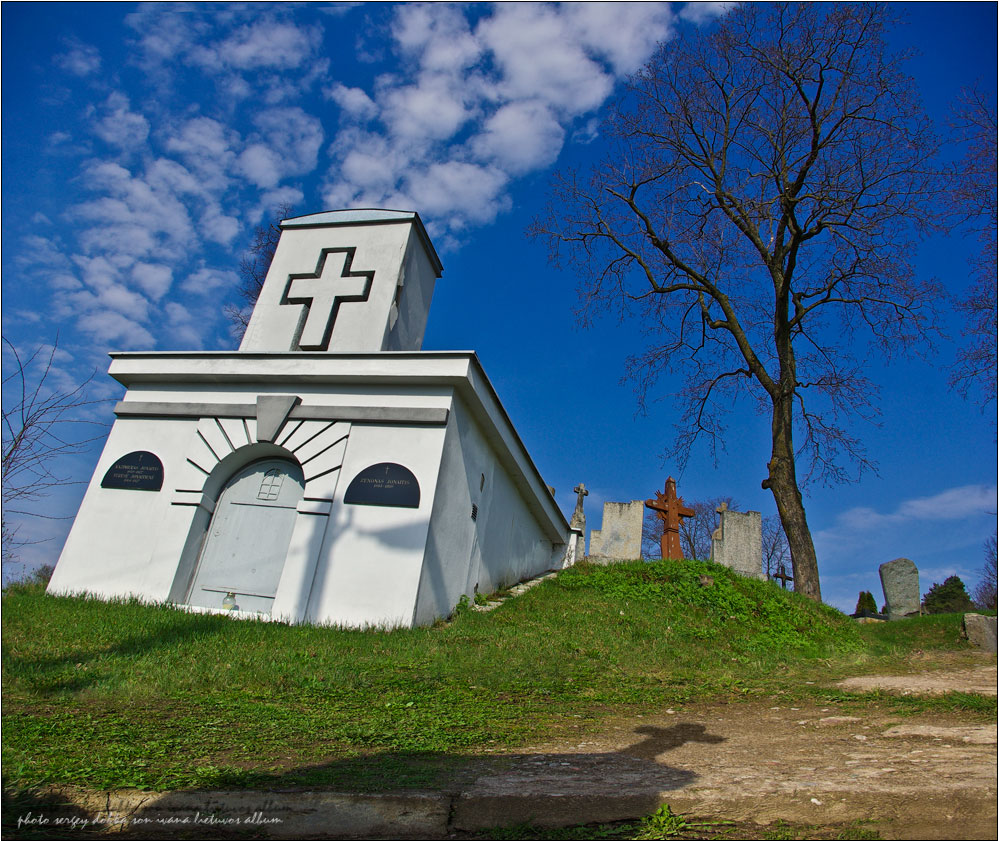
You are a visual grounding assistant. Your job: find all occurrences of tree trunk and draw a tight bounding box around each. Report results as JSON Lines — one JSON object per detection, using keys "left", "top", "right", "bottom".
{"left": 764, "top": 392, "right": 822, "bottom": 601}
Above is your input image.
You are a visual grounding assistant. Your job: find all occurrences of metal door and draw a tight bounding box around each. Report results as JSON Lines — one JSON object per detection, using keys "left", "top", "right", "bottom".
{"left": 187, "top": 459, "right": 305, "bottom": 614}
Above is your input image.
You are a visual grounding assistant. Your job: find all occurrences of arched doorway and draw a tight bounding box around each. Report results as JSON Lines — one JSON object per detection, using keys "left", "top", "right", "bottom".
{"left": 187, "top": 458, "right": 305, "bottom": 614}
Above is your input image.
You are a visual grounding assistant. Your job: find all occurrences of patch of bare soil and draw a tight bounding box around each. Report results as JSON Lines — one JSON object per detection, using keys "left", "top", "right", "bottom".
{"left": 494, "top": 656, "right": 997, "bottom": 840}
{"left": 833, "top": 651, "right": 997, "bottom": 697}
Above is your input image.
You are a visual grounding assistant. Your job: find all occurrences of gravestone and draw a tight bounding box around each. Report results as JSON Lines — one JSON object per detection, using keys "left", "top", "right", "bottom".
{"left": 561, "top": 484, "right": 588, "bottom": 568}
{"left": 588, "top": 501, "right": 644, "bottom": 561}
{"left": 100, "top": 451, "right": 164, "bottom": 491}
{"left": 879, "top": 557, "right": 921, "bottom": 620}
{"left": 644, "top": 478, "right": 694, "bottom": 560}
{"left": 710, "top": 506, "right": 764, "bottom": 580}
{"left": 963, "top": 614, "right": 998, "bottom": 652}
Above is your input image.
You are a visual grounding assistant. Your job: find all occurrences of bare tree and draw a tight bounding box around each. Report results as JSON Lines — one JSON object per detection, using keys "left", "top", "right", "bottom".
{"left": 533, "top": 4, "right": 941, "bottom": 600}
{"left": 762, "top": 514, "right": 791, "bottom": 580}
{"left": 2, "top": 338, "right": 105, "bottom": 564}
{"left": 972, "top": 532, "right": 997, "bottom": 610}
{"left": 225, "top": 204, "right": 292, "bottom": 339}
{"left": 945, "top": 87, "right": 997, "bottom": 408}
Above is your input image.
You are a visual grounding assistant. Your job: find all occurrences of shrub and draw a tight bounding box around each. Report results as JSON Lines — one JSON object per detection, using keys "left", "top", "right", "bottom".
{"left": 922, "top": 575, "right": 975, "bottom": 614}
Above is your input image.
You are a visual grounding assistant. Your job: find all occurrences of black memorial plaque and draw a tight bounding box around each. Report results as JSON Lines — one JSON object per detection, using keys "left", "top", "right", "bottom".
{"left": 100, "top": 451, "right": 164, "bottom": 491}
{"left": 344, "top": 462, "right": 420, "bottom": 508}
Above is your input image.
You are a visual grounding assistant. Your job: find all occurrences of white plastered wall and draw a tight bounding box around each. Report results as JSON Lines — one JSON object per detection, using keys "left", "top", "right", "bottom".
{"left": 240, "top": 218, "right": 438, "bottom": 354}
{"left": 304, "top": 421, "right": 448, "bottom": 628}
{"left": 47, "top": 416, "right": 200, "bottom": 601}
{"left": 414, "top": 397, "right": 557, "bottom": 626}
{"left": 47, "top": 409, "right": 352, "bottom": 613}
{"left": 382, "top": 231, "right": 438, "bottom": 352}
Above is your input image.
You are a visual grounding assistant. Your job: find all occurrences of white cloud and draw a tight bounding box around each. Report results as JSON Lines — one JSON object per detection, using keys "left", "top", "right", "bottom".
{"left": 164, "top": 117, "right": 237, "bottom": 190}
{"left": 471, "top": 100, "right": 565, "bottom": 174}
{"left": 200, "top": 210, "right": 240, "bottom": 246}
{"left": 328, "top": 84, "right": 378, "bottom": 120}
{"left": 254, "top": 187, "right": 304, "bottom": 223}
{"left": 55, "top": 38, "right": 102, "bottom": 77}
{"left": 90, "top": 92, "right": 150, "bottom": 151}
{"left": 381, "top": 74, "right": 473, "bottom": 142}
{"left": 323, "top": 3, "right": 681, "bottom": 239}
{"left": 391, "top": 4, "right": 480, "bottom": 73}
{"left": 897, "top": 485, "right": 997, "bottom": 520}
{"left": 830, "top": 484, "right": 997, "bottom": 533}
{"left": 237, "top": 107, "right": 323, "bottom": 188}
{"left": 678, "top": 2, "right": 737, "bottom": 26}
{"left": 19, "top": 235, "right": 72, "bottom": 270}
{"left": 163, "top": 301, "right": 205, "bottom": 349}
{"left": 75, "top": 309, "right": 155, "bottom": 349}
{"left": 181, "top": 266, "right": 239, "bottom": 296}
{"left": 131, "top": 262, "right": 173, "bottom": 300}
{"left": 200, "top": 20, "right": 323, "bottom": 71}
{"left": 476, "top": 5, "right": 612, "bottom": 116}
{"left": 338, "top": 138, "right": 403, "bottom": 194}
{"left": 254, "top": 107, "right": 323, "bottom": 173}
{"left": 564, "top": 3, "right": 677, "bottom": 75}
{"left": 404, "top": 162, "right": 510, "bottom": 226}
{"left": 73, "top": 160, "right": 195, "bottom": 260}
{"left": 237, "top": 144, "right": 283, "bottom": 189}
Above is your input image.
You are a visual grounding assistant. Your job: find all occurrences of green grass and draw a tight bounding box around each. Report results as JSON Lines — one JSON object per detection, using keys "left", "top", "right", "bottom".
{"left": 1, "top": 559, "right": 990, "bottom": 794}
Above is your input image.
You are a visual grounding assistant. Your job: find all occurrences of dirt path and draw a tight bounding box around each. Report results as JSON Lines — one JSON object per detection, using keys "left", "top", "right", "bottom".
{"left": 466, "top": 654, "right": 997, "bottom": 840}
{"left": 9, "top": 655, "right": 996, "bottom": 840}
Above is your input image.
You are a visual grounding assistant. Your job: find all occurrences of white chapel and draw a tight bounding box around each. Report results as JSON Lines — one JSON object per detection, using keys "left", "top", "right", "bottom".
{"left": 48, "top": 210, "right": 570, "bottom": 627}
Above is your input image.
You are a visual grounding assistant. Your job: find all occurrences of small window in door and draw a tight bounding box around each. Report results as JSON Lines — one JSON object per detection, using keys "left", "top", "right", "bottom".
{"left": 257, "top": 468, "right": 285, "bottom": 501}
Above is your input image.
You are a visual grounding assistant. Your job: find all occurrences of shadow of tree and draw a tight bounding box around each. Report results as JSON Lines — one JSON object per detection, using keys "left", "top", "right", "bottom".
{"left": 2, "top": 721, "right": 727, "bottom": 840}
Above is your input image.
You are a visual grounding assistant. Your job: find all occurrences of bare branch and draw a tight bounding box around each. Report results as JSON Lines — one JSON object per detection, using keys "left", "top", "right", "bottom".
{"left": 1, "top": 336, "right": 109, "bottom": 563}
{"left": 532, "top": 3, "right": 942, "bottom": 601}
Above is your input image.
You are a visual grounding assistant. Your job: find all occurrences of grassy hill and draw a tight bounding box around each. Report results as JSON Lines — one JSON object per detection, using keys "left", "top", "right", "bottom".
{"left": 1, "top": 559, "right": 984, "bottom": 794}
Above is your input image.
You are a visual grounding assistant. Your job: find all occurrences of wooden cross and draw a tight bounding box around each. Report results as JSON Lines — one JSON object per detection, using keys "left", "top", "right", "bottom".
{"left": 773, "top": 562, "right": 794, "bottom": 590}
{"left": 281, "top": 248, "right": 374, "bottom": 350}
{"left": 645, "top": 477, "right": 695, "bottom": 560}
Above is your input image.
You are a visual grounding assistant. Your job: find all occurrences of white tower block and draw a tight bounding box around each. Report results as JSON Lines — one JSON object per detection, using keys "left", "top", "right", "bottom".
{"left": 240, "top": 209, "right": 443, "bottom": 354}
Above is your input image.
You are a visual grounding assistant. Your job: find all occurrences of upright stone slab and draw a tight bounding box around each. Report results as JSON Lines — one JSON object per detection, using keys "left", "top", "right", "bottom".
{"left": 710, "top": 509, "right": 764, "bottom": 580}
{"left": 963, "top": 613, "right": 997, "bottom": 652}
{"left": 589, "top": 501, "right": 644, "bottom": 561}
{"left": 879, "top": 558, "right": 920, "bottom": 620}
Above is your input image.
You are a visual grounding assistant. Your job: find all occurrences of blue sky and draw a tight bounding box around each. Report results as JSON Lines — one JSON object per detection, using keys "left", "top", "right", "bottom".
{"left": 1, "top": 2, "right": 996, "bottom": 612}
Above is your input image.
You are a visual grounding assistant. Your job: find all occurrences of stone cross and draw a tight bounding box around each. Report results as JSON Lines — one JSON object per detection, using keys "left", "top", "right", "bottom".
{"left": 645, "top": 477, "right": 695, "bottom": 560}
{"left": 570, "top": 483, "right": 588, "bottom": 530}
{"left": 282, "top": 248, "right": 374, "bottom": 350}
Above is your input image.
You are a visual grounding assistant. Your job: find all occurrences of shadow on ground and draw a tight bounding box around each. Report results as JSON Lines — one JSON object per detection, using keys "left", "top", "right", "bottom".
{"left": 2, "top": 722, "right": 726, "bottom": 840}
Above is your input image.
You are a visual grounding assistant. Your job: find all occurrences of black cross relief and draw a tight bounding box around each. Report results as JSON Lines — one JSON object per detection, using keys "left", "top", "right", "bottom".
{"left": 281, "top": 248, "right": 375, "bottom": 351}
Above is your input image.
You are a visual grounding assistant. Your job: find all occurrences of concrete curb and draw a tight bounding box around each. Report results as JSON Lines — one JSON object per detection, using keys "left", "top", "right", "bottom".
{"left": 16, "top": 782, "right": 683, "bottom": 839}
{"left": 19, "top": 787, "right": 453, "bottom": 839}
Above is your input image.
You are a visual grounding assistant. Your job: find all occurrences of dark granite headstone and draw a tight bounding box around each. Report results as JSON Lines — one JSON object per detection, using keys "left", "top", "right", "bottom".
{"left": 101, "top": 451, "right": 164, "bottom": 491}
{"left": 344, "top": 462, "right": 420, "bottom": 508}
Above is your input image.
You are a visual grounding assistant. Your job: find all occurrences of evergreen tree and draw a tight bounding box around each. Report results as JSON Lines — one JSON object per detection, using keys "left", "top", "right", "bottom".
{"left": 854, "top": 591, "right": 878, "bottom": 615}
{"left": 922, "top": 575, "right": 975, "bottom": 614}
